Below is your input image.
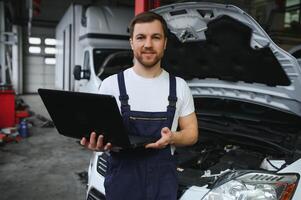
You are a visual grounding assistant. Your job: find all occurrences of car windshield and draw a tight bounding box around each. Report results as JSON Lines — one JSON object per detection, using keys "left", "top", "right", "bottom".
{"left": 93, "top": 49, "right": 133, "bottom": 80}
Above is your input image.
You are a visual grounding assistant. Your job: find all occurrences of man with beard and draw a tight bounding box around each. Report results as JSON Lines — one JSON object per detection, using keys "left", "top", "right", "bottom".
{"left": 81, "top": 11, "right": 198, "bottom": 200}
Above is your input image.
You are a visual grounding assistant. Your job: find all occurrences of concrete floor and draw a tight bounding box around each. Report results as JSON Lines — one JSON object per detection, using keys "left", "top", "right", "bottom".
{"left": 0, "top": 94, "right": 92, "bottom": 200}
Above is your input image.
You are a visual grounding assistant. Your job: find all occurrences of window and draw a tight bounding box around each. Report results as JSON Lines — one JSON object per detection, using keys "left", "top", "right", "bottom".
{"left": 29, "top": 46, "right": 41, "bottom": 54}
{"left": 285, "top": 10, "right": 300, "bottom": 27}
{"left": 287, "top": 0, "right": 301, "bottom": 7}
{"left": 44, "top": 58, "right": 56, "bottom": 65}
{"left": 29, "top": 37, "right": 41, "bottom": 45}
{"left": 28, "top": 36, "right": 57, "bottom": 55}
{"left": 44, "top": 47, "right": 56, "bottom": 54}
{"left": 284, "top": 0, "right": 301, "bottom": 27}
{"left": 83, "top": 51, "right": 90, "bottom": 70}
{"left": 93, "top": 49, "right": 133, "bottom": 80}
{"left": 44, "top": 38, "right": 56, "bottom": 45}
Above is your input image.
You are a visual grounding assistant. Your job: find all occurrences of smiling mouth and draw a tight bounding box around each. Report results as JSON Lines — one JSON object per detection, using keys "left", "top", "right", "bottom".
{"left": 142, "top": 51, "right": 156, "bottom": 54}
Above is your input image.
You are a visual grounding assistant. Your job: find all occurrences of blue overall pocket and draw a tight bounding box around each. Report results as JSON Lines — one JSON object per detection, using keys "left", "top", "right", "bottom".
{"left": 128, "top": 111, "right": 168, "bottom": 138}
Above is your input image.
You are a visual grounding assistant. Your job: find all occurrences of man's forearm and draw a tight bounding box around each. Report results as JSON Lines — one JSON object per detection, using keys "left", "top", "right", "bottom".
{"left": 170, "top": 128, "right": 198, "bottom": 147}
{"left": 170, "top": 112, "right": 199, "bottom": 147}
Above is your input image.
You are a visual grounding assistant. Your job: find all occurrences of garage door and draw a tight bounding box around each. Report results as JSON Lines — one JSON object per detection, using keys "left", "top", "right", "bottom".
{"left": 24, "top": 35, "right": 56, "bottom": 93}
{"left": 24, "top": 56, "right": 55, "bottom": 93}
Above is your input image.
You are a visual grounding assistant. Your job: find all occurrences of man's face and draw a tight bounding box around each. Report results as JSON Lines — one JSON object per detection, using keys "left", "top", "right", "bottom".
{"left": 130, "top": 20, "right": 167, "bottom": 68}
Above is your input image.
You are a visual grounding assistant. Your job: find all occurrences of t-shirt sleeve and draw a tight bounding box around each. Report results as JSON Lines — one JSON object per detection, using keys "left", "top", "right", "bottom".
{"left": 98, "top": 75, "right": 116, "bottom": 96}
{"left": 178, "top": 78, "right": 195, "bottom": 117}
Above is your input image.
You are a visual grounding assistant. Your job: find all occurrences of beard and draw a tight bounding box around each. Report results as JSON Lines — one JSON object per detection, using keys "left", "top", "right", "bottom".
{"left": 134, "top": 50, "right": 164, "bottom": 68}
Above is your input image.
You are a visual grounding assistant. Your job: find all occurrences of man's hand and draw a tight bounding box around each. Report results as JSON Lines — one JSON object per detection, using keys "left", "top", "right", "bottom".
{"left": 146, "top": 113, "right": 198, "bottom": 149}
{"left": 80, "top": 132, "right": 112, "bottom": 151}
{"left": 145, "top": 127, "right": 173, "bottom": 149}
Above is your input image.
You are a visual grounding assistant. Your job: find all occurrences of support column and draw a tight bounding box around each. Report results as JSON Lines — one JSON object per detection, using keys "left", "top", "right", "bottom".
{"left": 135, "top": 0, "right": 161, "bottom": 15}
{"left": 12, "top": 25, "right": 23, "bottom": 94}
{"left": 0, "top": 1, "right": 5, "bottom": 84}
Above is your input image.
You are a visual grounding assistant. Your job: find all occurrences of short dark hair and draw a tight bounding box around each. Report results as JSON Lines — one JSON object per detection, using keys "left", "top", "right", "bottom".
{"left": 129, "top": 11, "right": 168, "bottom": 38}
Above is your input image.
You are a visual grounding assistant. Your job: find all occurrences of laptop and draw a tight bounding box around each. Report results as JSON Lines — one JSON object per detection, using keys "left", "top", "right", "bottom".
{"left": 38, "top": 88, "right": 157, "bottom": 149}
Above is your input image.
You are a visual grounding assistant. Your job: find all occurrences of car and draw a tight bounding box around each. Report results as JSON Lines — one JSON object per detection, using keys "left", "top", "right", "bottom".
{"left": 86, "top": 2, "right": 301, "bottom": 200}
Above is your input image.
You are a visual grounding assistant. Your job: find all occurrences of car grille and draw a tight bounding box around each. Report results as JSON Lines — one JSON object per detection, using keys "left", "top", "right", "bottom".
{"left": 87, "top": 188, "right": 106, "bottom": 200}
{"left": 97, "top": 153, "right": 108, "bottom": 176}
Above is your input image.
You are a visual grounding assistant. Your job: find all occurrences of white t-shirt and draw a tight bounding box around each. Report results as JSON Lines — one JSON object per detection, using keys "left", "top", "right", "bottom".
{"left": 99, "top": 68, "right": 195, "bottom": 132}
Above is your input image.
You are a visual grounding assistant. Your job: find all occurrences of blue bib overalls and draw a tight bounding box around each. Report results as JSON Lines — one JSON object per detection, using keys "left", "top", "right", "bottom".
{"left": 104, "top": 71, "right": 178, "bottom": 200}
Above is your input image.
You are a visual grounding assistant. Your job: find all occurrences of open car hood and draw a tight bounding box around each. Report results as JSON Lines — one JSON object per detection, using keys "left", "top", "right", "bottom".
{"left": 153, "top": 2, "right": 301, "bottom": 117}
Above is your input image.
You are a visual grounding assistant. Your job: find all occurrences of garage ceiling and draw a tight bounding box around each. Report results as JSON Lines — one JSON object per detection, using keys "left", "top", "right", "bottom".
{"left": 6, "top": 0, "right": 174, "bottom": 27}
{"left": 5, "top": 0, "right": 251, "bottom": 28}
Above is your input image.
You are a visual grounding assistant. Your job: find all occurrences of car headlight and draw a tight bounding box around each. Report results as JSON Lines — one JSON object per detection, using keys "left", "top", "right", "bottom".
{"left": 201, "top": 171, "right": 298, "bottom": 200}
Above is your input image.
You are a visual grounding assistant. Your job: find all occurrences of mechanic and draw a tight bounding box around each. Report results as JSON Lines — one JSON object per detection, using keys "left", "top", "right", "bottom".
{"left": 81, "top": 11, "right": 198, "bottom": 200}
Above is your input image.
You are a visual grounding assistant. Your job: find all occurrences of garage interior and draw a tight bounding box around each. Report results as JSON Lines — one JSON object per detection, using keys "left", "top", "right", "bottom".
{"left": 0, "top": 0, "right": 301, "bottom": 200}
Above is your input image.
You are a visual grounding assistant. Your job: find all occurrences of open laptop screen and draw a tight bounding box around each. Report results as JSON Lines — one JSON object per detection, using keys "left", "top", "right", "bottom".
{"left": 38, "top": 89, "right": 131, "bottom": 148}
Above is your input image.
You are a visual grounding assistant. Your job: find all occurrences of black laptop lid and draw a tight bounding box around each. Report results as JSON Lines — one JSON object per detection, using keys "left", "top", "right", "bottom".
{"left": 38, "top": 89, "right": 131, "bottom": 148}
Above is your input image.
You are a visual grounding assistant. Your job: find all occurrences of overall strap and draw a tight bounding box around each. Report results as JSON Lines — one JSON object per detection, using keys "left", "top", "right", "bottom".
{"left": 166, "top": 74, "right": 177, "bottom": 128}
{"left": 117, "top": 72, "right": 131, "bottom": 127}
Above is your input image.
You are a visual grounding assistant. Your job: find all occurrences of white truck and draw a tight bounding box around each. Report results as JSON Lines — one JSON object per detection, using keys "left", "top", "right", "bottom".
{"left": 55, "top": 4, "right": 134, "bottom": 93}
